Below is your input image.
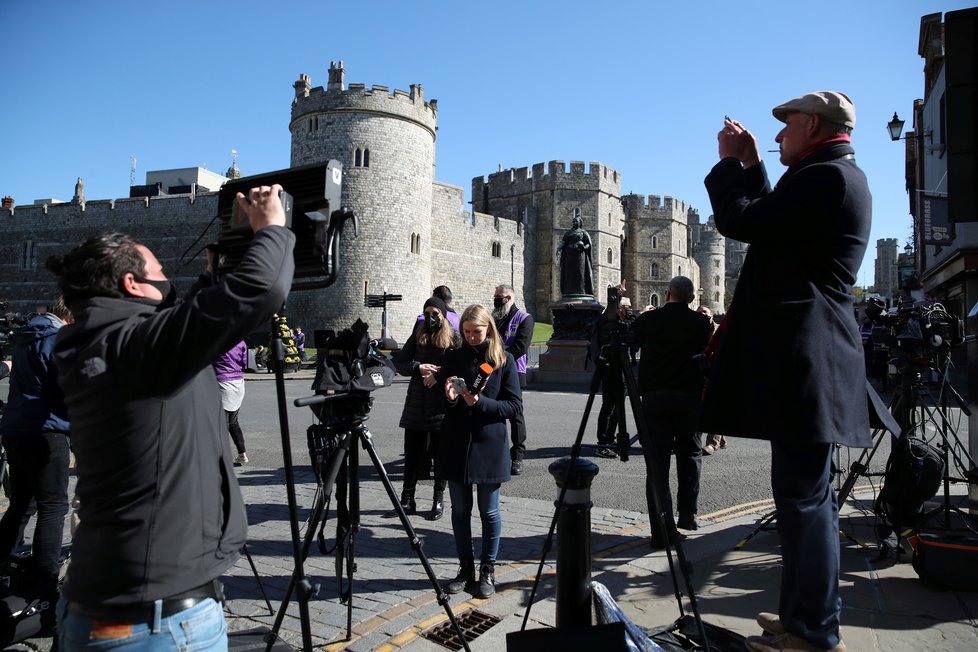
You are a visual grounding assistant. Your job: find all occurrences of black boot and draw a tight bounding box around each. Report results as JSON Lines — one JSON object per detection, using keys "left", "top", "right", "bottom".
{"left": 444, "top": 558, "right": 475, "bottom": 594}
{"left": 427, "top": 481, "right": 446, "bottom": 521}
{"left": 383, "top": 489, "right": 417, "bottom": 518}
{"left": 477, "top": 562, "right": 495, "bottom": 598}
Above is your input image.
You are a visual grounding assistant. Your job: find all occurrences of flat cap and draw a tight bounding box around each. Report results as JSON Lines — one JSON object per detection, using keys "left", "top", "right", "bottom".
{"left": 772, "top": 91, "right": 856, "bottom": 129}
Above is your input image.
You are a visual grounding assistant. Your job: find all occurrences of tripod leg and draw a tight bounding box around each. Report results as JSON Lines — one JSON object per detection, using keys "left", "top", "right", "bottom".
{"left": 355, "top": 426, "right": 472, "bottom": 652}
{"left": 613, "top": 344, "right": 711, "bottom": 648}
{"left": 266, "top": 429, "right": 354, "bottom": 652}
{"left": 242, "top": 543, "right": 275, "bottom": 615}
{"left": 733, "top": 511, "right": 778, "bottom": 549}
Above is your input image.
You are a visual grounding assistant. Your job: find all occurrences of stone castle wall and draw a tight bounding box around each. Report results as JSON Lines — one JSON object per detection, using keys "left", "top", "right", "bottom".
{"left": 0, "top": 194, "right": 219, "bottom": 311}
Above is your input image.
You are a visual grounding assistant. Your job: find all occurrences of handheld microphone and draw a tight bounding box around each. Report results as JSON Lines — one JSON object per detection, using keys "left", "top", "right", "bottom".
{"left": 471, "top": 363, "right": 495, "bottom": 394}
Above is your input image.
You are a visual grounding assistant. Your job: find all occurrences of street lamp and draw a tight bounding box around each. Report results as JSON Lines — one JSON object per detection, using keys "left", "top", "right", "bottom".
{"left": 887, "top": 112, "right": 906, "bottom": 141}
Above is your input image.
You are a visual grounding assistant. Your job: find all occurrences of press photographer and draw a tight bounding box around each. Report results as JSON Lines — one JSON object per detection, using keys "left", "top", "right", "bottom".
{"left": 590, "top": 282, "right": 637, "bottom": 459}
{"left": 630, "top": 276, "right": 713, "bottom": 545}
{"left": 47, "top": 184, "right": 294, "bottom": 651}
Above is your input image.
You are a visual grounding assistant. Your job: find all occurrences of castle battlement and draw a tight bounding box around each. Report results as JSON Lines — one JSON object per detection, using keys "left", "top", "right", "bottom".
{"left": 290, "top": 62, "right": 437, "bottom": 136}
{"left": 2, "top": 192, "right": 216, "bottom": 220}
{"left": 472, "top": 159, "right": 621, "bottom": 200}
{"left": 623, "top": 193, "right": 692, "bottom": 217}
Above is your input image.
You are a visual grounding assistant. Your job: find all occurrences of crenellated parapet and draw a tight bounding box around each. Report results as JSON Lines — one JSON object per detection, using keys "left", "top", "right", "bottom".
{"left": 621, "top": 193, "right": 693, "bottom": 223}
{"left": 290, "top": 61, "right": 437, "bottom": 138}
{"left": 472, "top": 160, "right": 621, "bottom": 202}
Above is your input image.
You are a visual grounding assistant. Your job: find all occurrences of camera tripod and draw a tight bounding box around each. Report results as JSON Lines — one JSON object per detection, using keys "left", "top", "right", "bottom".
{"left": 837, "top": 351, "right": 977, "bottom": 535}
{"left": 520, "top": 330, "right": 712, "bottom": 648}
{"left": 264, "top": 391, "right": 470, "bottom": 652}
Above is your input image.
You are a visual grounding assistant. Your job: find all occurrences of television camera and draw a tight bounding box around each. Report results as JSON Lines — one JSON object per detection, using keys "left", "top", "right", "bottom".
{"left": 865, "top": 297, "right": 963, "bottom": 365}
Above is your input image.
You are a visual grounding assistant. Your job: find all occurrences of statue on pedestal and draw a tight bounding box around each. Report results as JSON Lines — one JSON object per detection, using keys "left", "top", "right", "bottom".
{"left": 556, "top": 215, "right": 593, "bottom": 298}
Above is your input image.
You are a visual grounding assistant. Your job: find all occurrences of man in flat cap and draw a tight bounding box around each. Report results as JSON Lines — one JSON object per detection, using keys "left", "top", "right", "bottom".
{"left": 701, "top": 92, "right": 897, "bottom": 651}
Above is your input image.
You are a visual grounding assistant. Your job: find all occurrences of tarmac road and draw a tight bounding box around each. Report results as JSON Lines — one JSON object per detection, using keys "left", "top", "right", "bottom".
{"left": 234, "top": 374, "right": 898, "bottom": 520}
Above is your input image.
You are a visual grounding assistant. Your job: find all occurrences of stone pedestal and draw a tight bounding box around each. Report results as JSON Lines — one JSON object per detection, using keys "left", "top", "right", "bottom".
{"left": 535, "top": 299, "right": 604, "bottom": 385}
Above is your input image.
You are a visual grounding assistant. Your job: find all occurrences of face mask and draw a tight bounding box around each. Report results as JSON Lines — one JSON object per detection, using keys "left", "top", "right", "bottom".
{"left": 493, "top": 297, "right": 507, "bottom": 309}
{"left": 136, "top": 277, "right": 178, "bottom": 309}
{"left": 425, "top": 313, "right": 442, "bottom": 331}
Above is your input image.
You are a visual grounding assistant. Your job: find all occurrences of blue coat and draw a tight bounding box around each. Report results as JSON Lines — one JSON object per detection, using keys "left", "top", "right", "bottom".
{"left": 0, "top": 313, "right": 69, "bottom": 436}
{"left": 702, "top": 143, "right": 891, "bottom": 447}
{"left": 436, "top": 344, "right": 522, "bottom": 484}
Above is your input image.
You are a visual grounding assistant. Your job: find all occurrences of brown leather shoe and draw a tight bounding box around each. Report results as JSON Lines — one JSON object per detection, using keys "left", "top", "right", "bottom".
{"left": 756, "top": 612, "right": 785, "bottom": 635}
{"left": 745, "top": 632, "right": 845, "bottom": 652}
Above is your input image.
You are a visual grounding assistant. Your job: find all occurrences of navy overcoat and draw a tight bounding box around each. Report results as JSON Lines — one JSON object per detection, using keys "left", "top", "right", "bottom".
{"left": 436, "top": 344, "right": 522, "bottom": 484}
{"left": 702, "top": 143, "right": 891, "bottom": 447}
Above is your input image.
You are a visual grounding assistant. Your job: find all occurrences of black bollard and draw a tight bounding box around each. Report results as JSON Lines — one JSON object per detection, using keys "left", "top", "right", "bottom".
{"left": 548, "top": 455, "right": 600, "bottom": 628}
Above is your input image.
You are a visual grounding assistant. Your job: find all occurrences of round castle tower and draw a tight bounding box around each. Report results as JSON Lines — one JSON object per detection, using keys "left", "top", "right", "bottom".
{"left": 288, "top": 61, "right": 439, "bottom": 338}
{"left": 691, "top": 213, "right": 725, "bottom": 314}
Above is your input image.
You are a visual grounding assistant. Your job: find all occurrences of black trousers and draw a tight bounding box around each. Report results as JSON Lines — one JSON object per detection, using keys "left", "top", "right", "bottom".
{"left": 0, "top": 432, "right": 70, "bottom": 581}
{"left": 639, "top": 390, "right": 702, "bottom": 518}
{"left": 596, "top": 374, "right": 624, "bottom": 446}
{"left": 509, "top": 373, "right": 527, "bottom": 461}
{"left": 226, "top": 409, "right": 246, "bottom": 455}
{"left": 403, "top": 428, "right": 446, "bottom": 496}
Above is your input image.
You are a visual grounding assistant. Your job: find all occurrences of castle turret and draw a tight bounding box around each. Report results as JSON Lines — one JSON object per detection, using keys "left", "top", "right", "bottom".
{"left": 288, "top": 63, "right": 439, "bottom": 334}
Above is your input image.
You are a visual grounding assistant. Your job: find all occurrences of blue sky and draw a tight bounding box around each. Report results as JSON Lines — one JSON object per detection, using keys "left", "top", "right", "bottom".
{"left": 1, "top": 0, "right": 973, "bottom": 287}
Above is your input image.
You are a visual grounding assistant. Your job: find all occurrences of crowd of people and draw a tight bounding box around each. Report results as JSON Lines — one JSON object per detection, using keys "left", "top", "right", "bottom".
{"left": 0, "top": 88, "right": 892, "bottom": 652}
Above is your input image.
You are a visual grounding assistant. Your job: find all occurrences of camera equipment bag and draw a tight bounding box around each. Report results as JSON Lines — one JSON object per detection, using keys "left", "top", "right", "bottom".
{"left": 909, "top": 532, "right": 978, "bottom": 591}
{"left": 874, "top": 436, "right": 944, "bottom": 533}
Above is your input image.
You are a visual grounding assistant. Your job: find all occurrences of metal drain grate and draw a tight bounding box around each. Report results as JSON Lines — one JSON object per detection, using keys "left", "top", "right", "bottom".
{"left": 420, "top": 609, "right": 502, "bottom": 650}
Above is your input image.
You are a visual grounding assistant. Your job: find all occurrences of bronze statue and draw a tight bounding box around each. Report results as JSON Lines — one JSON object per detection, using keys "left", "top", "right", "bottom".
{"left": 557, "top": 215, "right": 593, "bottom": 297}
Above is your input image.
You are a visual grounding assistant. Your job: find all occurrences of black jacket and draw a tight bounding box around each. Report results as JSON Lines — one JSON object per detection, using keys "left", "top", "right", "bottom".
{"left": 632, "top": 302, "right": 712, "bottom": 395}
{"left": 436, "top": 343, "right": 522, "bottom": 484}
{"left": 396, "top": 325, "right": 460, "bottom": 431}
{"left": 0, "top": 313, "right": 69, "bottom": 437}
{"left": 55, "top": 226, "right": 295, "bottom": 606}
{"left": 702, "top": 144, "right": 888, "bottom": 446}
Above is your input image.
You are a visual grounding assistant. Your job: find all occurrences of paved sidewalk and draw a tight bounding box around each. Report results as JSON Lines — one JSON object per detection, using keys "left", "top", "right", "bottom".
{"left": 216, "top": 463, "right": 978, "bottom": 652}
{"left": 7, "top": 456, "right": 978, "bottom": 651}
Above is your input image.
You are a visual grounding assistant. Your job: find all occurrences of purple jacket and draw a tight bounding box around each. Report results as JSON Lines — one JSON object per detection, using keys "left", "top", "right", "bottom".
{"left": 213, "top": 341, "right": 248, "bottom": 382}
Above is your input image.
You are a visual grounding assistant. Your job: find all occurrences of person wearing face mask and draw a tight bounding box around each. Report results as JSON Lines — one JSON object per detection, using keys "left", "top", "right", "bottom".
{"left": 46, "top": 184, "right": 294, "bottom": 652}
{"left": 491, "top": 285, "right": 533, "bottom": 475}
{"left": 389, "top": 297, "right": 461, "bottom": 520}
{"left": 438, "top": 305, "right": 522, "bottom": 598}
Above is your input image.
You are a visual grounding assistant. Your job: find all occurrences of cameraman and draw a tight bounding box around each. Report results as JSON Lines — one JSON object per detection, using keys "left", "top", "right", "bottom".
{"left": 631, "top": 276, "right": 712, "bottom": 545}
{"left": 591, "top": 283, "right": 636, "bottom": 458}
{"left": 48, "top": 185, "right": 294, "bottom": 651}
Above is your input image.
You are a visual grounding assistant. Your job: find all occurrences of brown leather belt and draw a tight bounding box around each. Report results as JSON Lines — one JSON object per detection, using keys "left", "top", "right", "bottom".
{"left": 67, "top": 580, "right": 225, "bottom": 623}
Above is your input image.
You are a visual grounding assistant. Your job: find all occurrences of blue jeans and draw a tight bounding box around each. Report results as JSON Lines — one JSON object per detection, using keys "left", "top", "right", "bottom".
{"left": 448, "top": 482, "right": 501, "bottom": 563}
{"left": 57, "top": 597, "right": 228, "bottom": 652}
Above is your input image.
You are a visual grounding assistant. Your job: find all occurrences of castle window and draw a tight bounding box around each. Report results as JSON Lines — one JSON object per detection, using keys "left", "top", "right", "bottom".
{"left": 607, "top": 248, "right": 613, "bottom": 264}
{"left": 714, "top": 291, "right": 720, "bottom": 302}
{"left": 308, "top": 116, "right": 319, "bottom": 131}
{"left": 650, "top": 263, "right": 659, "bottom": 279}
{"left": 650, "top": 293, "right": 659, "bottom": 307}
{"left": 21, "top": 239, "right": 36, "bottom": 270}
{"left": 714, "top": 259, "right": 720, "bottom": 268}
{"left": 354, "top": 147, "right": 371, "bottom": 168}
{"left": 517, "top": 222, "right": 522, "bottom": 235}
{"left": 714, "top": 275, "right": 720, "bottom": 286}
{"left": 410, "top": 233, "right": 421, "bottom": 255}
{"left": 608, "top": 212, "right": 612, "bottom": 227}
{"left": 678, "top": 265, "right": 682, "bottom": 276}
{"left": 651, "top": 236, "right": 657, "bottom": 249}
{"left": 491, "top": 242, "right": 502, "bottom": 258}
